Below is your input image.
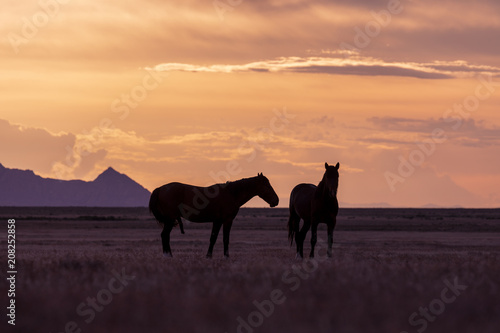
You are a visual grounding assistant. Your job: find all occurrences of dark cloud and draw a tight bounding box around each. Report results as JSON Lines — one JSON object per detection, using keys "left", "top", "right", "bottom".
{"left": 310, "top": 115, "right": 335, "bottom": 125}
{"left": 367, "top": 117, "right": 500, "bottom": 147}
{"left": 0, "top": 119, "right": 107, "bottom": 177}
{"left": 0, "top": 119, "right": 75, "bottom": 173}
{"left": 359, "top": 137, "right": 414, "bottom": 145}
{"left": 289, "top": 64, "right": 452, "bottom": 79}
{"left": 368, "top": 117, "right": 439, "bottom": 132}
{"left": 73, "top": 149, "right": 108, "bottom": 179}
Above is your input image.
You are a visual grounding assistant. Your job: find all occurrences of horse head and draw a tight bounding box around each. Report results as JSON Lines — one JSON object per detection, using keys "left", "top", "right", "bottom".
{"left": 323, "top": 162, "right": 339, "bottom": 198}
{"left": 256, "top": 173, "right": 279, "bottom": 207}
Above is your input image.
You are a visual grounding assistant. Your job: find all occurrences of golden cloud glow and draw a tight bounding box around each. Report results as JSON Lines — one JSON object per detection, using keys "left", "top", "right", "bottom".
{"left": 150, "top": 54, "right": 500, "bottom": 79}
{"left": 2, "top": 0, "right": 500, "bottom": 207}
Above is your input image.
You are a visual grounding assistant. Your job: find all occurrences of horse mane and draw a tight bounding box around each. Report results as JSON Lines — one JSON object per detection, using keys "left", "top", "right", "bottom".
{"left": 316, "top": 176, "right": 327, "bottom": 197}
{"left": 225, "top": 176, "right": 259, "bottom": 196}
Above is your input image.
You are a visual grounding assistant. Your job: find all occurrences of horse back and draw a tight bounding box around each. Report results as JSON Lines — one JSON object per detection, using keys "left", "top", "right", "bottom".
{"left": 156, "top": 182, "right": 233, "bottom": 222}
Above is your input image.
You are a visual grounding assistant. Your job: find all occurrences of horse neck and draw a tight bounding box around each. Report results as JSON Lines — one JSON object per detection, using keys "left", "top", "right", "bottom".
{"left": 317, "top": 178, "right": 327, "bottom": 197}
{"left": 317, "top": 176, "right": 337, "bottom": 199}
{"left": 228, "top": 177, "right": 260, "bottom": 207}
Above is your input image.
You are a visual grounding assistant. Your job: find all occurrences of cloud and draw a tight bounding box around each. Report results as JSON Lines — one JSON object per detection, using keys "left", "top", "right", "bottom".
{"left": 274, "top": 159, "right": 364, "bottom": 173}
{"left": 368, "top": 117, "right": 443, "bottom": 133}
{"left": 3, "top": 0, "right": 500, "bottom": 72}
{"left": 149, "top": 54, "right": 500, "bottom": 79}
{"left": 156, "top": 131, "right": 245, "bottom": 146}
{"left": 366, "top": 117, "right": 500, "bottom": 147}
{"left": 3, "top": 0, "right": 500, "bottom": 76}
{"left": 391, "top": 166, "right": 486, "bottom": 207}
{"left": 273, "top": 135, "right": 345, "bottom": 149}
{"left": 0, "top": 119, "right": 76, "bottom": 174}
{"left": 72, "top": 149, "right": 108, "bottom": 179}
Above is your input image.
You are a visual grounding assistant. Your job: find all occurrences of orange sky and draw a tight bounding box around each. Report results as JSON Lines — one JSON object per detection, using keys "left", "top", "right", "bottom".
{"left": 1, "top": 0, "right": 500, "bottom": 207}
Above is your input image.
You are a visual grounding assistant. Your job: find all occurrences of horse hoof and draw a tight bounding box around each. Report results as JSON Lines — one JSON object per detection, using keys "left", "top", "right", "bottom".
{"left": 206, "top": 254, "right": 212, "bottom": 259}
{"left": 163, "top": 252, "right": 173, "bottom": 258}
{"left": 224, "top": 254, "right": 230, "bottom": 259}
{"left": 295, "top": 253, "right": 303, "bottom": 260}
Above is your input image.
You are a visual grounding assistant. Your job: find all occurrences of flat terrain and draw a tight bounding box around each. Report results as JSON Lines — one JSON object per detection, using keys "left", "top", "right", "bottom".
{"left": 1, "top": 207, "right": 499, "bottom": 333}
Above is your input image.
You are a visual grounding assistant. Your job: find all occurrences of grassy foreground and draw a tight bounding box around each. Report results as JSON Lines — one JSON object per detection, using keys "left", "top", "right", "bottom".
{"left": 1, "top": 208, "right": 499, "bottom": 333}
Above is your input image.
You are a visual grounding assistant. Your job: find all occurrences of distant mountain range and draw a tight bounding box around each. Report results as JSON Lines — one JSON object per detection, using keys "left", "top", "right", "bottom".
{"left": 340, "top": 201, "right": 394, "bottom": 208}
{"left": 0, "top": 164, "right": 150, "bottom": 207}
{"left": 339, "top": 202, "right": 463, "bottom": 209}
{"left": 0, "top": 163, "right": 469, "bottom": 208}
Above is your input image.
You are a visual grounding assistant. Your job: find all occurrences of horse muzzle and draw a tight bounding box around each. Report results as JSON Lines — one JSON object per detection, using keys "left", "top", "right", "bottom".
{"left": 270, "top": 199, "right": 279, "bottom": 207}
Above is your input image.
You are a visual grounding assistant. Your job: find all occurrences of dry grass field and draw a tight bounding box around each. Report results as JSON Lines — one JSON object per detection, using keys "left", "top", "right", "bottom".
{"left": 1, "top": 207, "right": 499, "bottom": 333}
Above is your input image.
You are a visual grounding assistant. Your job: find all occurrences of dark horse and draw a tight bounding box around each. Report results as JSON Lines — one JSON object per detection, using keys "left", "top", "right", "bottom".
{"left": 288, "top": 162, "right": 339, "bottom": 258}
{"left": 149, "top": 173, "right": 279, "bottom": 258}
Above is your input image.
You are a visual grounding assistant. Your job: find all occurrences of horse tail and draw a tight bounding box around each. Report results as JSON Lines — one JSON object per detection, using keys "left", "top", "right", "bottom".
{"left": 287, "top": 215, "right": 295, "bottom": 246}
{"left": 288, "top": 200, "right": 298, "bottom": 246}
{"left": 149, "top": 187, "right": 184, "bottom": 233}
{"left": 149, "top": 188, "right": 164, "bottom": 227}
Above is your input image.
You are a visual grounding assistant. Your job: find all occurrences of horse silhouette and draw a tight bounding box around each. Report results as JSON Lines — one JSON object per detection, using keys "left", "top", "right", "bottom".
{"left": 149, "top": 173, "right": 279, "bottom": 258}
{"left": 288, "top": 162, "right": 339, "bottom": 258}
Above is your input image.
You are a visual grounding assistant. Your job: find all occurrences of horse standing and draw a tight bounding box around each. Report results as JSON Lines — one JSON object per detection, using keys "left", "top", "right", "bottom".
{"left": 149, "top": 173, "right": 279, "bottom": 258}
{"left": 288, "top": 162, "right": 339, "bottom": 258}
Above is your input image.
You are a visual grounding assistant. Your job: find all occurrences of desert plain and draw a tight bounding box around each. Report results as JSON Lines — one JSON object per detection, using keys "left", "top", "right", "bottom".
{"left": 1, "top": 207, "right": 499, "bottom": 333}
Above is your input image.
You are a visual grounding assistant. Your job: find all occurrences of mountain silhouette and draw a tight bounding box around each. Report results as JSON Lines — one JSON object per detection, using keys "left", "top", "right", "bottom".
{"left": 0, "top": 163, "right": 150, "bottom": 206}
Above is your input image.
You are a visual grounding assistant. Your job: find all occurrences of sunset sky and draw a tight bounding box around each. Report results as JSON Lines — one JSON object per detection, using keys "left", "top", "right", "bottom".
{"left": 1, "top": 0, "right": 500, "bottom": 207}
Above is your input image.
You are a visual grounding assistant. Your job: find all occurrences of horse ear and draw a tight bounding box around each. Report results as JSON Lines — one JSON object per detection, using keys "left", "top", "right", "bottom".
{"left": 325, "top": 162, "right": 329, "bottom": 169}
{"left": 335, "top": 162, "right": 339, "bottom": 170}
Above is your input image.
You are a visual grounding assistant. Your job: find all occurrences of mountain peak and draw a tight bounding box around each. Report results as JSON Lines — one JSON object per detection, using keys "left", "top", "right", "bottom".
{"left": 94, "top": 166, "right": 123, "bottom": 182}
{"left": 103, "top": 166, "right": 119, "bottom": 175}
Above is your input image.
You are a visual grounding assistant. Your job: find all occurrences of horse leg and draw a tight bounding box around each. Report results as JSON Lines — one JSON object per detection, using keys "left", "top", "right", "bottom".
{"left": 309, "top": 222, "right": 318, "bottom": 258}
{"left": 206, "top": 222, "right": 222, "bottom": 258}
{"left": 161, "top": 223, "right": 174, "bottom": 257}
{"left": 177, "top": 217, "right": 185, "bottom": 234}
{"left": 297, "top": 220, "right": 310, "bottom": 259}
{"left": 222, "top": 219, "right": 234, "bottom": 258}
{"left": 327, "top": 218, "right": 336, "bottom": 257}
